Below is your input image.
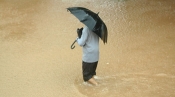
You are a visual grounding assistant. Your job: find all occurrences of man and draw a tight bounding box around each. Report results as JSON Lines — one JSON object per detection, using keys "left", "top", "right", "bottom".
{"left": 77, "top": 26, "right": 99, "bottom": 86}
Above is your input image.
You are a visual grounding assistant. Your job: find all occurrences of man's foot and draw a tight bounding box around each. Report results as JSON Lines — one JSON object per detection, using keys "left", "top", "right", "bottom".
{"left": 87, "top": 78, "right": 98, "bottom": 86}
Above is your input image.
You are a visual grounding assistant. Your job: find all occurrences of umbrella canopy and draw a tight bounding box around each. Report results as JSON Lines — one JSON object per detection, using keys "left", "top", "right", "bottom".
{"left": 67, "top": 7, "right": 108, "bottom": 44}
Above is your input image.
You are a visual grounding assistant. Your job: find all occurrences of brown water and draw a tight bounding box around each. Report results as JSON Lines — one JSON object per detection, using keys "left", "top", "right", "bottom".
{"left": 0, "top": 0, "right": 175, "bottom": 97}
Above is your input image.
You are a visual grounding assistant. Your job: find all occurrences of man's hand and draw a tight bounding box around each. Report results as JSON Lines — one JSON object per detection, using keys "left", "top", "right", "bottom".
{"left": 77, "top": 27, "right": 83, "bottom": 38}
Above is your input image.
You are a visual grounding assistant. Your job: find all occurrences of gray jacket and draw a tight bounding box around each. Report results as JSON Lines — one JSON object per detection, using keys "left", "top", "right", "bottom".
{"left": 77, "top": 26, "right": 99, "bottom": 63}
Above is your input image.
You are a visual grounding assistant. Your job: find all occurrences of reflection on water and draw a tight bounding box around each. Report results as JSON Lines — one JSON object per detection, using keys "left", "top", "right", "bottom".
{"left": 0, "top": 0, "right": 175, "bottom": 97}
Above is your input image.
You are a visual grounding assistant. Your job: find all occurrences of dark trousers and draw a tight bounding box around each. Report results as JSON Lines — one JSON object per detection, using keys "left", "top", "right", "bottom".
{"left": 82, "top": 61, "right": 98, "bottom": 81}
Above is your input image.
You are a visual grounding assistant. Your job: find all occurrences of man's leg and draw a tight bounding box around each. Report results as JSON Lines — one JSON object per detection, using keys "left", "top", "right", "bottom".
{"left": 92, "top": 61, "right": 98, "bottom": 76}
{"left": 82, "top": 61, "right": 98, "bottom": 85}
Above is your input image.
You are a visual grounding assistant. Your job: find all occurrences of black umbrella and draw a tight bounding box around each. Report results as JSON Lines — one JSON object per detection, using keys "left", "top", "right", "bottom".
{"left": 67, "top": 7, "right": 108, "bottom": 49}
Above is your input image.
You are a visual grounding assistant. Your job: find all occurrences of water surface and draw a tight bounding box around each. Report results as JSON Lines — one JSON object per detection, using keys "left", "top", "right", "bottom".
{"left": 0, "top": 0, "right": 175, "bottom": 97}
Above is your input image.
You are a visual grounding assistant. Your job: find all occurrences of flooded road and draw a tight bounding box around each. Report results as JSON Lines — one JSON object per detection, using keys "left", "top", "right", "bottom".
{"left": 0, "top": 0, "right": 175, "bottom": 97}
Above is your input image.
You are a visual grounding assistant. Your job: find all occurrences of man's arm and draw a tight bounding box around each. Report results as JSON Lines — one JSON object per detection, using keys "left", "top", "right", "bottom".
{"left": 77, "top": 27, "right": 88, "bottom": 47}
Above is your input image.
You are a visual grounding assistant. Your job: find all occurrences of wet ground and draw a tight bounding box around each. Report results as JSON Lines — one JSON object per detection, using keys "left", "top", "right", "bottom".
{"left": 0, "top": 0, "right": 175, "bottom": 97}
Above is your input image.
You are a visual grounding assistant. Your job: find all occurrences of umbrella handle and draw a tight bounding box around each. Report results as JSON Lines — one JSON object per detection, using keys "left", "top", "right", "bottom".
{"left": 71, "top": 40, "right": 77, "bottom": 49}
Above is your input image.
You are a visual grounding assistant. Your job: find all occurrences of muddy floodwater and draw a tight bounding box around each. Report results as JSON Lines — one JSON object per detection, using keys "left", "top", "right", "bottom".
{"left": 0, "top": 0, "right": 175, "bottom": 97}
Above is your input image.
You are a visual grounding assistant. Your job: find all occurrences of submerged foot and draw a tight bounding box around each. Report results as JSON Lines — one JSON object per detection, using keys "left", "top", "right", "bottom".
{"left": 87, "top": 78, "right": 98, "bottom": 86}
